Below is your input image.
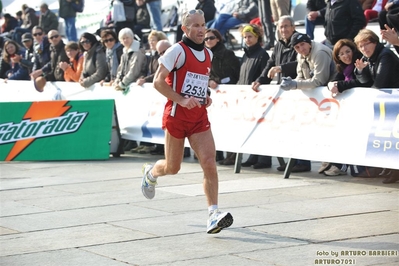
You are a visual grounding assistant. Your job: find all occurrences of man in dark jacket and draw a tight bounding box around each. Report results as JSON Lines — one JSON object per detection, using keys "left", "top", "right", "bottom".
{"left": 253, "top": 15, "right": 298, "bottom": 87}
{"left": 249, "top": 15, "right": 298, "bottom": 171}
{"left": 12, "top": 4, "right": 39, "bottom": 44}
{"left": 39, "top": 3, "right": 59, "bottom": 34}
{"left": 321, "top": 0, "right": 366, "bottom": 47}
{"left": 305, "top": 0, "right": 326, "bottom": 40}
{"left": 30, "top": 30, "right": 69, "bottom": 81}
{"left": 19, "top": 33, "right": 35, "bottom": 75}
{"left": 59, "top": 0, "right": 77, "bottom": 41}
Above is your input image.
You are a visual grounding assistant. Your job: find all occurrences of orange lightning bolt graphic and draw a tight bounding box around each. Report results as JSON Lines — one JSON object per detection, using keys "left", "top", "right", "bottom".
{"left": 5, "top": 101, "right": 71, "bottom": 161}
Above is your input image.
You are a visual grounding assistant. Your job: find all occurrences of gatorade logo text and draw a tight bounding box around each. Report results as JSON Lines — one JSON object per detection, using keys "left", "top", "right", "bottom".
{"left": 0, "top": 111, "right": 88, "bottom": 145}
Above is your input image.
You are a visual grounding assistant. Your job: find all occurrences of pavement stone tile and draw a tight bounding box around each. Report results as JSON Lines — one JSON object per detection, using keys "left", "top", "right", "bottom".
{"left": 0, "top": 248, "right": 130, "bottom": 266}
{"left": 0, "top": 223, "right": 154, "bottom": 257}
{"left": 0, "top": 204, "right": 170, "bottom": 232}
{"left": 253, "top": 211, "right": 399, "bottom": 243}
{"left": 0, "top": 200, "right": 51, "bottom": 217}
{"left": 0, "top": 151, "right": 398, "bottom": 265}
{"left": 258, "top": 191, "right": 399, "bottom": 217}
{"left": 82, "top": 228, "right": 307, "bottom": 265}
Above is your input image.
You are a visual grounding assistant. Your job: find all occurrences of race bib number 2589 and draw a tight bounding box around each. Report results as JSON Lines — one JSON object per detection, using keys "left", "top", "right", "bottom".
{"left": 181, "top": 71, "right": 209, "bottom": 105}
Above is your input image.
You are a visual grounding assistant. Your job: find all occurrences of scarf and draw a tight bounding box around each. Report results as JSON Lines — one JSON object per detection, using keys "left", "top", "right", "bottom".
{"left": 107, "top": 42, "right": 121, "bottom": 79}
{"left": 343, "top": 63, "right": 355, "bottom": 81}
{"left": 182, "top": 35, "right": 204, "bottom": 51}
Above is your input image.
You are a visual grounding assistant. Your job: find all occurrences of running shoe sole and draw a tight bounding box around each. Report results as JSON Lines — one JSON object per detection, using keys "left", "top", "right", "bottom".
{"left": 207, "top": 212, "right": 234, "bottom": 234}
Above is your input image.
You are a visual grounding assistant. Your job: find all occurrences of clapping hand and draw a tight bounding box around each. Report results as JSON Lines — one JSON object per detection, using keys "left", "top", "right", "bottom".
{"left": 279, "top": 77, "right": 297, "bottom": 91}
{"left": 354, "top": 58, "right": 368, "bottom": 71}
{"left": 381, "top": 24, "right": 399, "bottom": 46}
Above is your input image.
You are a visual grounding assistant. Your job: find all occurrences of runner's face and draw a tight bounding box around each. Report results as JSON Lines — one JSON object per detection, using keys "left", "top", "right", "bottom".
{"left": 183, "top": 13, "right": 206, "bottom": 44}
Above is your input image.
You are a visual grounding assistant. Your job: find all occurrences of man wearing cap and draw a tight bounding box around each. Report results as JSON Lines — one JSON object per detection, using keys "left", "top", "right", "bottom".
{"left": 280, "top": 32, "right": 336, "bottom": 91}
{"left": 19, "top": 33, "right": 35, "bottom": 74}
{"left": 278, "top": 32, "right": 336, "bottom": 172}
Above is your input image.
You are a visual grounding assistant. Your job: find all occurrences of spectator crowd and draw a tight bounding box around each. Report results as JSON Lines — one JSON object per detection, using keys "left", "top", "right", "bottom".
{"left": 0, "top": 0, "right": 398, "bottom": 183}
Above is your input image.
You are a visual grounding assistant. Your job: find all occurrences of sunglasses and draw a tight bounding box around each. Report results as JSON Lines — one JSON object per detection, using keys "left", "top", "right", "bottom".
{"left": 80, "top": 40, "right": 91, "bottom": 45}
{"left": 49, "top": 35, "right": 59, "bottom": 40}
{"left": 204, "top": 36, "right": 217, "bottom": 42}
{"left": 159, "top": 50, "right": 166, "bottom": 56}
{"left": 33, "top": 32, "right": 43, "bottom": 37}
{"left": 103, "top": 38, "right": 115, "bottom": 43}
{"left": 187, "top": 9, "right": 204, "bottom": 15}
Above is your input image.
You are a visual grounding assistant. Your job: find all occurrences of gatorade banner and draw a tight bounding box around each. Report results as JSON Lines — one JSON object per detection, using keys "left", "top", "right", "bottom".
{"left": 0, "top": 100, "right": 114, "bottom": 161}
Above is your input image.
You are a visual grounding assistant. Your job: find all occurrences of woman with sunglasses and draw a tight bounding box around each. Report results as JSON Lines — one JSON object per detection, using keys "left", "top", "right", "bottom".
{"left": 204, "top": 28, "right": 240, "bottom": 162}
{"left": 31, "top": 26, "right": 51, "bottom": 73}
{"left": 59, "top": 41, "right": 84, "bottom": 82}
{"left": 78, "top": 32, "right": 108, "bottom": 88}
{"left": 100, "top": 29, "right": 123, "bottom": 86}
{"left": 0, "top": 40, "right": 29, "bottom": 80}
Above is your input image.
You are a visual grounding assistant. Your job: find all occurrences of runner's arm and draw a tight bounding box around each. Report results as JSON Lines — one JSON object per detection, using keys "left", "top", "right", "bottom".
{"left": 153, "top": 64, "right": 201, "bottom": 109}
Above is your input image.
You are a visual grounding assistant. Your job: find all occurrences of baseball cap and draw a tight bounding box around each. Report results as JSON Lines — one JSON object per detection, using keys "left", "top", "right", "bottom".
{"left": 22, "top": 33, "right": 33, "bottom": 42}
{"left": 291, "top": 32, "right": 312, "bottom": 47}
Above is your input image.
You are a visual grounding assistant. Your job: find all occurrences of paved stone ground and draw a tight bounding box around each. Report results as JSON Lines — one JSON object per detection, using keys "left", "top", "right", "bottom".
{"left": 1, "top": 152, "right": 398, "bottom": 266}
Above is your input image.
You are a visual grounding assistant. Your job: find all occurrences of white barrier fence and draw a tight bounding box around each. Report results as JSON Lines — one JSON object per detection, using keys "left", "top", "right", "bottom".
{"left": 1, "top": 80, "right": 398, "bottom": 169}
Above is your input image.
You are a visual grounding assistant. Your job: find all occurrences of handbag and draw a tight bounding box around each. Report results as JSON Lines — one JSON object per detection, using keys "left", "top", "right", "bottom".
{"left": 112, "top": 0, "right": 126, "bottom": 22}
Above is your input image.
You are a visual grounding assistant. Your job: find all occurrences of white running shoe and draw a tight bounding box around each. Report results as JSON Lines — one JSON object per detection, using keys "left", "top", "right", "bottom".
{"left": 141, "top": 163, "right": 156, "bottom": 199}
{"left": 324, "top": 165, "right": 347, "bottom": 176}
{"left": 207, "top": 210, "right": 233, "bottom": 234}
{"left": 318, "top": 162, "right": 331, "bottom": 174}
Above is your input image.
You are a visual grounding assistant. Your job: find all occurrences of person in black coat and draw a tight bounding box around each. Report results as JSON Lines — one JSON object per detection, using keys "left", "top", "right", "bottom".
{"left": 354, "top": 28, "right": 399, "bottom": 88}
{"left": 321, "top": 0, "right": 366, "bottom": 47}
{"left": 32, "top": 26, "right": 51, "bottom": 72}
{"left": 354, "top": 28, "right": 399, "bottom": 184}
{"left": 253, "top": 15, "right": 298, "bottom": 88}
{"left": 205, "top": 28, "right": 241, "bottom": 162}
{"left": 246, "top": 16, "right": 298, "bottom": 170}
{"left": 220, "top": 24, "right": 270, "bottom": 166}
{"left": 205, "top": 28, "right": 240, "bottom": 89}
{"left": 305, "top": 0, "right": 326, "bottom": 40}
